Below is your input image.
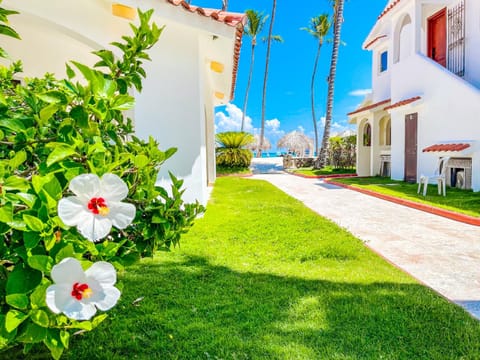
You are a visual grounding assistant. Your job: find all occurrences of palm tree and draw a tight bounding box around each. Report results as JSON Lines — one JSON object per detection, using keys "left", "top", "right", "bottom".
{"left": 302, "top": 14, "right": 331, "bottom": 158}
{"left": 259, "top": 0, "right": 278, "bottom": 157}
{"left": 222, "top": 0, "right": 228, "bottom": 11}
{"left": 241, "top": 10, "right": 268, "bottom": 132}
{"left": 318, "top": 0, "right": 345, "bottom": 168}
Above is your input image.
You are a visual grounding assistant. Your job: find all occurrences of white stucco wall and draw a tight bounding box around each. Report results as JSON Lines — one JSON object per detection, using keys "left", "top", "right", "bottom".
{"left": 371, "top": 44, "right": 391, "bottom": 102}
{"left": 134, "top": 22, "right": 208, "bottom": 204}
{"left": 389, "top": 53, "right": 480, "bottom": 189}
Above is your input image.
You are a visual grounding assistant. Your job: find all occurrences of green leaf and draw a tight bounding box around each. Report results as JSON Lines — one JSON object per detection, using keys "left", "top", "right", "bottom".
{"left": 55, "top": 243, "right": 75, "bottom": 263}
{"left": 39, "top": 104, "right": 60, "bottom": 125}
{"left": 44, "top": 329, "right": 64, "bottom": 360}
{"left": 23, "top": 214, "right": 45, "bottom": 232}
{"left": 70, "top": 105, "right": 88, "bottom": 128}
{"left": 44, "top": 234, "right": 57, "bottom": 251}
{"left": 91, "top": 313, "right": 108, "bottom": 328}
{"left": 30, "top": 282, "right": 49, "bottom": 309}
{"left": 46, "top": 143, "right": 78, "bottom": 167}
{"left": 65, "top": 63, "right": 75, "bottom": 79}
{"left": 6, "top": 293, "right": 29, "bottom": 310}
{"left": 15, "top": 192, "right": 37, "bottom": 208}
{"left": 24, "top": 232, "right": 41, "bottom": 249}
{"left": 0, "top": 117, "right": 26, "bottom": 132}
{"left": 6, "top": 263, "right": 42, "bottom": 295}
{"left": 9, "top": 150, "right": 27, "bottom": 169}
{"left": 37, "top": 91, "right": 67, "bottom": 104}
{"left": 0, "top": 202, "right": 13, "bottom": 223}
{"left": 4, "top": 176, "right": 30, "bottom": 192}
{"left": 0, "top": 24, "right": 20, "bottom": 39}
{"left": 31, "top": 309, "right": 50, "bottom": 328}
{"left": 5, "top": 310, "right": 28, "bottom": 332}
{"left": 0, "top": 315, "right": 17, "bottom": 348}
{"left": 59, "top": 330, "right": 69, "bottom": 349}
{"left": 111, "top": 94, "right": 135, "bottom": 111}
{"left": 16, "top": 321, "right": 47, "bottom": 343}
{"left": 69, "top": 320, "right": 92, "bottom": 331}
{"left": 27, "top": 255, "right": 53, "bottom": 273}
{"left": 134, "top": 154, "right": 149, "bottom": 168}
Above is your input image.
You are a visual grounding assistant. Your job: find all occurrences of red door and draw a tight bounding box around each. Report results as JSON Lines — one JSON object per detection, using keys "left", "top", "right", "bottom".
{"left": 404, "top": 113, "right": 418, "bottom": 183}
{"left": 428, "top": 8, "right": 447, "bottom": 67}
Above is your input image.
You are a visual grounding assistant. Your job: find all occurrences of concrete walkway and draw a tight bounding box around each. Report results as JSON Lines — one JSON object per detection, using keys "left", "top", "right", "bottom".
{"left": 249, "top": 158, "right": 480, "bottom": 319}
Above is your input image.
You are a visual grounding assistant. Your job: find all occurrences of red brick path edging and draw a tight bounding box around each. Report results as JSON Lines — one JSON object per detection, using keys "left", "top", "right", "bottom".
{"left": 286, "top": 172, "right": 358, "bottom": 179}
{"left": 325, "top": 179, "right": 480, "bottom": 226}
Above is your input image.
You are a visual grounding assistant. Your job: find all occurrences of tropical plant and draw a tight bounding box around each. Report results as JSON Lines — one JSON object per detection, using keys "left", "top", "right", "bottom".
{"left": 216, "top": 131, "right": 254, "bottom": 168}
{"left": 302, "top": 14, "right": 331, "bottom": 158}
{"left": 259, "top": 0, "right": 282, "bottom": 157}
{"left": 317, "top": 0, "right": 345, "bottom": 168}
{"left": 0, "top": 7, "right": 204, "bottom": 359}
{"left": 241, "top": 9, "right": 269, "bottom": 132}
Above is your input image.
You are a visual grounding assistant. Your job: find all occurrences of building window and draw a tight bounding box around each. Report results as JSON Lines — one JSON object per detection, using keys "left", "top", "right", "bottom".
{"left": 363, "top": 123, "right": 371, "bottom": 147}
{"left": 380, "top": 51, "right": 388, "bottom": 72}
{"left": 386, "top": 119, "right": 391, "bottom": 146}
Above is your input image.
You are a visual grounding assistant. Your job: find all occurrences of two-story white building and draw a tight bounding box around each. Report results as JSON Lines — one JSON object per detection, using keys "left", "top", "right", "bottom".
{"left": 1, "top": 0, "right": 245, "bottom": 205}
{"left": 348, "top": 0, "right": 480, "bottom": 191}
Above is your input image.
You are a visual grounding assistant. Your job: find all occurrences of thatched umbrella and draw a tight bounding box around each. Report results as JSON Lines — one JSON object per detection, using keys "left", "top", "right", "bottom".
{"left": 277, "top": 131, "right": 314, "bottom": 157}
{"left": 248, "top": 134, "right": 271, "bottom": 153}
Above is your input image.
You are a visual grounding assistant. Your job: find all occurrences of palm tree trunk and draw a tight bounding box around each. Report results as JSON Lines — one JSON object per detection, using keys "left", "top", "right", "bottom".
{"left": 318, "top": 0, "right": 344, "bottom": 168}
{"left": 259, "top": 0, "right": 277, "bottom": 157}
{"left": 311, "top": 40, "right": 322, "bottom": 157}
{"left": 241, "top": 42, "right": 256, "bottom": 132}
{"left": 222, "top": 0, "right": 228, "bottom": 11}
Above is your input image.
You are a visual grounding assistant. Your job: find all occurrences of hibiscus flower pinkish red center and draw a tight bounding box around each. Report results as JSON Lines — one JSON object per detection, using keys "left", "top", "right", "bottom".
{"left": 71, "top": 282, "right": 93, "bottom": 300}
{"left": 87, "top": 197, "right": 110, "bottom": 216}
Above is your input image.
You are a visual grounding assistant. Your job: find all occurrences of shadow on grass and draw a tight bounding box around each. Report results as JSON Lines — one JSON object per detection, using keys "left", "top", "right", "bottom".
{"left": 27, "top": 255, "right": 477, "bottom": 360}
{"left": 6, "top": 254, "right": 480, "bottom": 359}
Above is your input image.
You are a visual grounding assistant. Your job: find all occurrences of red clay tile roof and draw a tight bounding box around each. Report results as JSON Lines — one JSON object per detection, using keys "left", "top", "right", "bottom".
{"left": 378, "top": 0, "right": 402, "bottom": 20}
{"left": 364, "top": 35, "right": 387, "bottom": 49}
{"left": 384, "top": 96, "right": 421, "bottom": 110}
{"left": 347, "top": 99, "right": 391, "bottom": 116}
{"left": 423, "top": 143, "right": 471, "bottom": 152}
{"left": 165, "top": 0, "right": 246, "bottom": 100}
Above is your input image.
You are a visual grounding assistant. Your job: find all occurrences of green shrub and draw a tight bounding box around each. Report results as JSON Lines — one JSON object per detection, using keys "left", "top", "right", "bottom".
{"left": 0, "top": 6, "right": 204, "bottom": 359}
{"left": 216, "top": 131, "right": 254, "bottom": 168}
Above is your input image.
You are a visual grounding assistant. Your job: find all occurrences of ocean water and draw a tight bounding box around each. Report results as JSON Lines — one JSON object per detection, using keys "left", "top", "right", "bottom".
{"left": 253, "top": 152, "right": 316, "bottom": 158}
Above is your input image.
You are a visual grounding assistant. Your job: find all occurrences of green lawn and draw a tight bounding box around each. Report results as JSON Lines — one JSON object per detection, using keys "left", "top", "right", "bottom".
{"left": 332, "top": 176, "right": 480, "bottom": 217}
{"left": 10, "top": 177, "right": 480, "bottom": 359}
{"left": 290, "top": 166, "right": 356, "bottom": 176}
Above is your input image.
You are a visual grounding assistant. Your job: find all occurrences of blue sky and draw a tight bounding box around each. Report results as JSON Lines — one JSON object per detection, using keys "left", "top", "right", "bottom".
{"left": 197, "top": 1, "right": 387, "bottom": 150}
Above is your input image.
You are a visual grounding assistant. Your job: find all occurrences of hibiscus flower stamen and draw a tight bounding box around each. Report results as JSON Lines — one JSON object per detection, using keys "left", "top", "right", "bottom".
{"left": 71, "top": 282, "right": 93, "bottom": 300}
{"left": 87, "top": 197, "right": 110, "bottom": 216}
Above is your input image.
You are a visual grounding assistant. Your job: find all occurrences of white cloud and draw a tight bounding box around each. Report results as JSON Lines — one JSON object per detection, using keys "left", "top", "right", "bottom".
{"left": 349, "top": 88, "right": 372, "bottom": 97}
{"left": 266, "top": 118, "right": 280, "bottom": 132}
{"left": 215, "top": 103, "right": 287, "bottom": 150}
{"left": 215, "top": 103, "right": 253, "bottom": 133}
{"left": 330, "top": 122, "right": 356, "bottom": 137}
{"left": 297, "top": 125, "right": 305, "bottom": 133}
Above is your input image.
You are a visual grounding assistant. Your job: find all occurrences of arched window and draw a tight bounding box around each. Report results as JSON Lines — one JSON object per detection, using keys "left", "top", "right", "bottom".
{"left": 385, "top": 118, "right": 391, "bottom": 146}
{"left": 379, "top": 116, "right": 392, "bottom": 146}
{"left": 394, "top": 14, "right": 412, "bottom": 63}
{"left": 363, "top": 123, "right": 371, "bottom": 147}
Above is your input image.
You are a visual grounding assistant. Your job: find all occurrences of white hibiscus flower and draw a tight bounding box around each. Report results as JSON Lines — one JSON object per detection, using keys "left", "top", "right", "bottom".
{"left": 58, "top": 173, "right": 136, "bottom": 242}
{"left": 46, "top": 257, "right": 121, "bottom": 321}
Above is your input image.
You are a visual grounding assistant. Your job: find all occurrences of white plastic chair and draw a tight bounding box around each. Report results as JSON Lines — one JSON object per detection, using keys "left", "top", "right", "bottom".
{"left": 417, "top": 157, "right": 450, "bottom": 196}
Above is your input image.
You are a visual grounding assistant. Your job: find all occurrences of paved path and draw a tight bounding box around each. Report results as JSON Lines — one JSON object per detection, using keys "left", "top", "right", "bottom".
{"left": 250, "top": 158, "right": 480, "bottom": 319}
